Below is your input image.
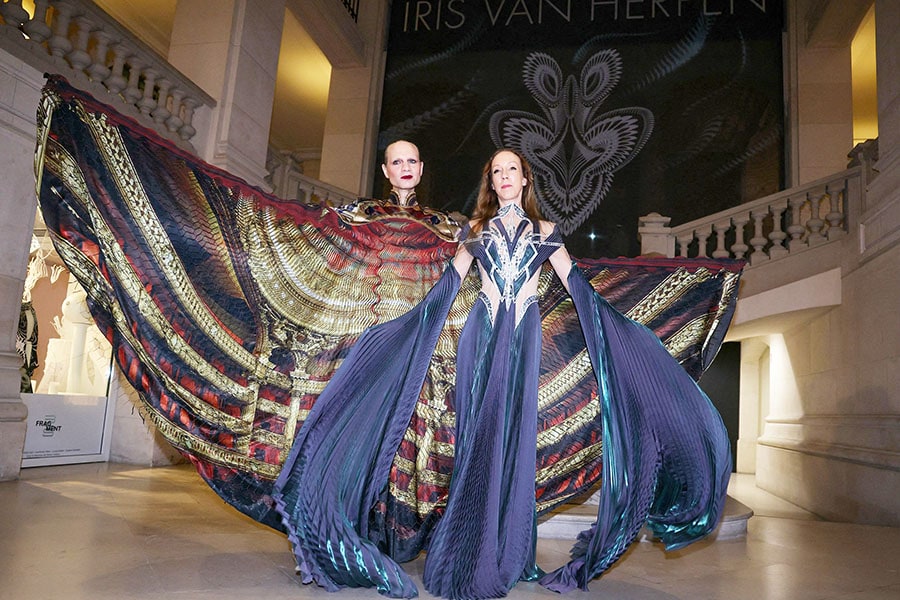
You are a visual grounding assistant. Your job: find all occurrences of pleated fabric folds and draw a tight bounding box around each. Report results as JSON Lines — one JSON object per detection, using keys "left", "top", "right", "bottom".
{"left": 422, "top": 299, "right": 543, "bottom": 599}
{"left": 539, "top": 266, "right": 731, "bottom": 591}
{"left": 272, "top": 267, "right": 462, "bottom": 598}
{"left": 34, "top": 76, "right": 739, "bottom": 598}
{"left": 273, "top": 262, "right": 731, "bottom": 599}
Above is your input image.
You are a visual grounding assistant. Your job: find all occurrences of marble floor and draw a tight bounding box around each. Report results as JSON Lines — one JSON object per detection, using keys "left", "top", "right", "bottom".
{"left": 1, "top": 463, "right": 898, "bottom": 600}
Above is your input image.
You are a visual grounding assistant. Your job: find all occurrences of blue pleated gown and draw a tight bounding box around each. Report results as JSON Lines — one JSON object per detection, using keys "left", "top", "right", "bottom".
{"left": 422, "top": 214, "right": 558, "bottom": 598}
{"left": 272, "top": 209, "right": 731, "bottom": 599}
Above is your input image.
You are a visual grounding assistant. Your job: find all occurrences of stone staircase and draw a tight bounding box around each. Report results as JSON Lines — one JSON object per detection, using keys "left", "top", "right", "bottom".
{"left": 537, "top": 493, "right": 753, "bottom": 542}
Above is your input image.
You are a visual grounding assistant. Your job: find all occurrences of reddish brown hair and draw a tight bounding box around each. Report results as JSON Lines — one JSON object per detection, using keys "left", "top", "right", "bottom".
{"left": 469, "top": 148, "right": 543, "bottom": 232}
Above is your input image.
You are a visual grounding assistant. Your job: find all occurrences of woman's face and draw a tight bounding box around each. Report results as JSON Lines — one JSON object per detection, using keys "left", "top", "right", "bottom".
{"left": 382, "top": 141, "right": 423, "bottom": 192}
{"left": 490, "top": 151, "right": 527, "bottom": 206}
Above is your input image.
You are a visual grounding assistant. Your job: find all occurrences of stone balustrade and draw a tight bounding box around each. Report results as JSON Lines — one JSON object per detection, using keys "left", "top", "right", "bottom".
{"left": 639, "top": 166, "right": 869, "bottom": 267}
{"left": 0, "top": 0, "right": 214, "bottom": 148}
{"left": 291, "top": 171, "right": 357, "bottom": 206}
{"left": 267, "top": 151, "right": 357, "bottom": 205}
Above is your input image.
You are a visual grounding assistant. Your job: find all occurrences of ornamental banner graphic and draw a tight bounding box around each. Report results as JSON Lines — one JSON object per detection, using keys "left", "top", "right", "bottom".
{"left": 375, "top": 0, "right": 784, "bottom": 258}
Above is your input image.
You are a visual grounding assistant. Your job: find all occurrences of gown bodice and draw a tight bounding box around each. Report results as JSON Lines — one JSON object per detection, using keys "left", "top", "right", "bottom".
{"left": 461, "top": 206, "right": 563, "bottom": 324}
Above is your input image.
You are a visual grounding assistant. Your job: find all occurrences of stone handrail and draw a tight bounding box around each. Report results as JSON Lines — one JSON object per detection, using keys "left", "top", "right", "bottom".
{"left": 290, "top": 171, "right": 358, "bottom": 206}
{"left": 639, "top": 166, "right": 867, "bottom": 267}
{"left": 267, "top": 151, "right": 357, "bottom": 205}
{"left": 0, "top": 0, "right": 214, "bottom": 148}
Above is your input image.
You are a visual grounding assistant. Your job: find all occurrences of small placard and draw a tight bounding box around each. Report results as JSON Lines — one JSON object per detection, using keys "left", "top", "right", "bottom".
{"left": 22, "top": 393, "right": 114, "bottom": 466}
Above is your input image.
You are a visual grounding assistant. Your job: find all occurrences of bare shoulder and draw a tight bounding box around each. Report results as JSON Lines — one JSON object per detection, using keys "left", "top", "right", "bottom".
{"left": 538, "top": 220, "right": 557, "bottom": 236}
{"left": 467, "top": 218, "right": 485, "bottom": 234}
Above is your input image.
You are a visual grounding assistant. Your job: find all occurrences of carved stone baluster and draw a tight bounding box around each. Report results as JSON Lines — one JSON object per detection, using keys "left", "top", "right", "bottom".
{"left": 676, "top": 233, "right": 694, "bottom": 258}
{"left": 695, "top": 226, "right": 711, "bottom": 258}
{"left": 66, "top": 15, "right": 92, "bottom": 71}
{"left": 47, "top": 0, "right": 75, "bottom": 59}
{"left": 787, "top": 196, "right": 807, "bottom": 251}
{"left": 137, "top": 67, "right": 158, "bottom": 115}
{"left": 807, "top": 191, "right": 826, "bottom": 245}
{"left": 712, "top": 220, "right": 731, "bottom": 258}
{"left": 768, "top": 200, "right": 789, "bottom": 259}
{"left": 825, "top": 182, "right": 846, "bottom": 239}
{"left": 123, "top": 56, "right": 144, "bottom": 104}
{"left": 165, "top": 89, "right": 185, "bottom": 133}
{"left": 87, "top": 29, "right": 112, "bottom": 81}
{"left": 23, "top": 0, "right": 52, "bottom": 43}
{"left": 731, "top": 214, "right": 750, "bottom": 260}
{"left": 3, "top": 0, "right": 208, "bottom": 147}
{"left": 104, "top": 42, "right": 128, "bottom": 94}
{"left": 1, "top": 0, "right": 29, "bottom": 28}
{"left": 749, "top": 209, "right": 769, "bottom": 265}
{"left": 178, "top": 97, "right": 198, "bottom": 140}
{"left": 151, "top": 78, "right": 172, "bottom": 124}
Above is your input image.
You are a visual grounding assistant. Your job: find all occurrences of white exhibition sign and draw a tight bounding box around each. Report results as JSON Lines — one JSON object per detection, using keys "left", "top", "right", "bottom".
{"left": 21, "top": 392, "right": 115, "bottom": 467}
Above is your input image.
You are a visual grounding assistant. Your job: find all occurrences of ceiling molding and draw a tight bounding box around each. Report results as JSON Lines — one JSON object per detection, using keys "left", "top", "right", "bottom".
{"left": 92, "top": 0, "right": 176, "bottom": 58}
{"left": 804, "top": 0, "right": 873, "bottom": 47}
{"left": 286, "top": 0, "right": 366, "bottom": 68}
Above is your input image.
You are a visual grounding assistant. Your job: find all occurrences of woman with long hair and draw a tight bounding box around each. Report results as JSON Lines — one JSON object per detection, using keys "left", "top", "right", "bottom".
{"left": 422, "top": 148, "right": 574, "bottom": 597}
{"left": 468, "top": 147, "right": 544, "bottom": 229}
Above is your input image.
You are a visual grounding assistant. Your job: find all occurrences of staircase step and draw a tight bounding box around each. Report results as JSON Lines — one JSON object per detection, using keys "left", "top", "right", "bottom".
{"left": 537, "top": 494, "right": 753, "bottom": 541}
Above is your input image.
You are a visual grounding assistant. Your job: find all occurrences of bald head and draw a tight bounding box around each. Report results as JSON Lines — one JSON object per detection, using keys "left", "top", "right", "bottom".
{"left": 382, "top": 141, "right": 423, "bottom": 202}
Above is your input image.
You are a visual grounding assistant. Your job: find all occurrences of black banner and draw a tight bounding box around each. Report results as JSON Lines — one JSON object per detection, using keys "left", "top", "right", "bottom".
{"left": 375, "top": 0, "right": 784, "bottom": 258}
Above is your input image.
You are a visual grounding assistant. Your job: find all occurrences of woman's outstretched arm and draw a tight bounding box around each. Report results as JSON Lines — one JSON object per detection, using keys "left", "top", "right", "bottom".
{"left": 452, "top": 242, "right": 475, "bottom": 279}
{"left": 452, "top": 221, "right": 477, "bottom": 279}
{"left": 542, "top": 221, "right": 573, "bottom": 292}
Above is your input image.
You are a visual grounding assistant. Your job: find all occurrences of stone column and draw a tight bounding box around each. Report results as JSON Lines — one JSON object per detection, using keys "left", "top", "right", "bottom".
{"left": 167, "top": 0, "right": 286, "bottom": 189}
{"left": 866, "top": 0, "right": 900, "bottom": 210}
{"left": 789, "top": 0, "right": 855, "bottom": 184}
{"left": 317, "top": 0, "right": 389, "bottom": 195}
{"left": 0, "top": 58, "right": 43, "bottom": 481}
{"left": 735, "top": 339, "right": 769, "bottom": 473}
